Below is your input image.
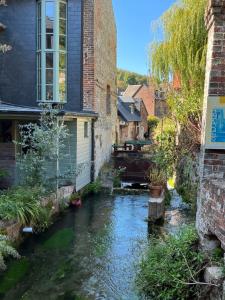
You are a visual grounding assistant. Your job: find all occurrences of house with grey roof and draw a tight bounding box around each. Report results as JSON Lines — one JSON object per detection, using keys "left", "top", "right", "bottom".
{"left": 117, "top": 96, "right": 148, "bottom": 143}
{"left": 0, "top": 0, "right": 117, "bottom": 189}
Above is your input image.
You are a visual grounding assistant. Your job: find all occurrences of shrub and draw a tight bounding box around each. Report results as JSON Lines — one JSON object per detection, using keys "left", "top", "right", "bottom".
{"left": 148, "top": 167, "right": 166, "bottom": 186}
{"left": 0, "top": 169, "right": 8, "bottom": 179}
{"left": 137, "top": 226, "right": 206, "bottom": 300}
{"left": 81, "top": 180, "right": 102, "bottom": 198}
{"left": 0, "top": 235, "right": 20, "bottom": 270}
{"left": 147, "top": 116, "right": 160, "bottom": 134}
{"left": 0, "top": 186, "right": 51, "bottom": 231}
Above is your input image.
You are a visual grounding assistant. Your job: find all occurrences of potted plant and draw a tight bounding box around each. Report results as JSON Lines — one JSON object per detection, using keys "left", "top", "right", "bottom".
{"left": 69, "top": 192, "right": 82, "bottom": 207}
{"left": 148, "top": 168, "right": 166, "bottom": 198}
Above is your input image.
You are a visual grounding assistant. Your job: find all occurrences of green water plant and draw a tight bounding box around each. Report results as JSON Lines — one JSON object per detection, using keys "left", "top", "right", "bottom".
{"left": 42, "top": 228, "right": 74, "bottom": 250}
{"left": 137, "top": 226, "right": 207, "bottom": 300}
{"left": 0, "top": 258, "right": 29, "bottom": 294}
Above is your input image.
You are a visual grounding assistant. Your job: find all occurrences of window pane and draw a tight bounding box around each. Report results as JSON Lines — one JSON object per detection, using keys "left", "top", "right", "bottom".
{"left": 46, "top": 34, "right": 54, "bottom": 49}
{"left": 37, "top": 85, "right": 41, "bottom": 100}
{"left": 60, "top": 2, "right": 66, "bottom": 19}
{"left": 59, "top": 71, "right": 66, "bottom": 101}
{"left": 46, "top": 1, "right": 54, "bottom": 21}
{"left": 46, "top": 69, "right": 53, "bottom": 84}
{"left": 38, "top": 69, "right": 42, "bottom": 85}
{"left": 84, "top": 122, "right": 88, "bottom": 138}
{"left": 59, "top": 35, "right": 66, "bottom": 50}
{"left": 38, "top": 35, "right": 41, "bottom": 49}
{"left": 37, "top": 53, "right": 41, "bottom": 69}
{"left": 38, "top": 18, "right": 41, "bottom": 34}
{"left": 46, "top": 19, "right": 53, "bottom": 34}
{"left": 59, "top": 19, "right": 66, "bottom": 35}
{"left": 46, "top": 53, "right": 53, "bottom": 68}
{"left": 59, "top": 53, "right": 66, "bottom": 69}
{"left": 37, "top": 2, "right": 41, "bottom": 19}
{"left": 46, "top": 85, "right": 53, "bottom": 101}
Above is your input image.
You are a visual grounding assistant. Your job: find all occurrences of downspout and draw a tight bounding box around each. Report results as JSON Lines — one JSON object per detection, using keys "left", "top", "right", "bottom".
{"left": 91, "top": 118, "right": 95, "bottom": 182}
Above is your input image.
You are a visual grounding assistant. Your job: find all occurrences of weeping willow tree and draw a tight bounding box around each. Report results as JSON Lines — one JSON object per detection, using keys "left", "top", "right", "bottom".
{"left": 151, "top": 0, "right": 207, "bottom": 144}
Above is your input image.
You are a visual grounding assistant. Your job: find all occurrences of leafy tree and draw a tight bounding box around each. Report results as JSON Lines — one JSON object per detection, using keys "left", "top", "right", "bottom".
{"left": 117, "top": 69, "right": 149, "bottom": 92}
{"left": 16, "top": 106, "right": 73, "bottom": 189}
{"left": 151, "top": 0, "right": 207, "bottom": 135}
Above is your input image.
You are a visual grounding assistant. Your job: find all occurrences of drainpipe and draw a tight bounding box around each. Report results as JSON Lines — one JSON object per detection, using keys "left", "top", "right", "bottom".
{"left": 91, "top": 119, "right": 95, "bottom": 182}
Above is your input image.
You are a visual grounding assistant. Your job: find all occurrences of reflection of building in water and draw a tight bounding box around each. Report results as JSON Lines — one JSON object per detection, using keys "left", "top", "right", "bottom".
{"left": 211, "top": 108, "right": 225, "bottom": 142}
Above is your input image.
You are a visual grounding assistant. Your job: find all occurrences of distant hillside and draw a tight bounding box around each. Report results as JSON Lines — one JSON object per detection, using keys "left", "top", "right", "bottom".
{"left": 117, "top": 69, "right": 149, "bottom": 93}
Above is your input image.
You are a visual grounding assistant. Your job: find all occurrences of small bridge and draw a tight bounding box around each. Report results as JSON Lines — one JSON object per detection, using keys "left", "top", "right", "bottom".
{"left": 113, "top": 143, "right": 153, "bottom": 183}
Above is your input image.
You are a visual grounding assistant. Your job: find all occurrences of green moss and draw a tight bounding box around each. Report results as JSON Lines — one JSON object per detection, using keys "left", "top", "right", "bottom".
{"left": 42, "top": 228, "right": 74, "bottom": 250}
{"left": 0, "top": 258, "right": 30, "bottom": 294}
{"left": 50, "top": 259, "right": 73, "bottom": 282}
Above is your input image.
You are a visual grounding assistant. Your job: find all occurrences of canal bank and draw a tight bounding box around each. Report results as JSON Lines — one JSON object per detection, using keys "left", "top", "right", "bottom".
{"left": 0, "top": 191, "right": 193, "bottom": 300}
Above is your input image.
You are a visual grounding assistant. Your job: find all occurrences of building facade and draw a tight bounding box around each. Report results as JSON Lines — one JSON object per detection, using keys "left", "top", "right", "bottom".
{"left": 0, "top": 0, "right": 117, "bottom": 189}
{"left": 117, "top": 96, "right": 148, "bottom": 143}
{"left": 197, "top": 0, "right": 225, "bottom": 250}
{"left": 123, "top": 84, "right": 155, "bottom": 116}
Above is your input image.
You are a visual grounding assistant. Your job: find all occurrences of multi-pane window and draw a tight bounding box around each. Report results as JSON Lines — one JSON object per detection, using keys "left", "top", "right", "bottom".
{"left": 84, "top": 122, "right": 88, "bottom": 138}
{"left": 37, "top": 0, "right": 67, "bottom": 103}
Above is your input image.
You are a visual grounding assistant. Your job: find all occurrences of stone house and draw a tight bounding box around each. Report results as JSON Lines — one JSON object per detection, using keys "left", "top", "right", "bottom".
{"left": 0, "top": 0, "right": 117, "bottom": 190}
{"left": 123, "top": 83, "right": 168, "bottom": 118}
{"left": 123, "top": 84, "right": 155, "bottom": 116}
{"left": 117, "top": 96, "right": 148, "bottom": 143}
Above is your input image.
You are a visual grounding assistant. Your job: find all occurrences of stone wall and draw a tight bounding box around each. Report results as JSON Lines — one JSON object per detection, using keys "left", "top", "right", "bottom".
{"left": 197, "top": 0, "right": 225, "bottom": 250}
{"left": 83, "top": 0, "right": 117, "bottom": 178}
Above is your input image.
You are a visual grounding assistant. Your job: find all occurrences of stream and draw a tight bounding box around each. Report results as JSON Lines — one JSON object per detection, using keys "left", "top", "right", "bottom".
{"left": 0, "top": 191, "right": 193, "bottom": 300}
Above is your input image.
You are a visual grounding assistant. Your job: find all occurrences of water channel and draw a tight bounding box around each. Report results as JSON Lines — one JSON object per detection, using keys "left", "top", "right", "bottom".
{"left": 0, "top": 191, "right": 193, "bottom": 300}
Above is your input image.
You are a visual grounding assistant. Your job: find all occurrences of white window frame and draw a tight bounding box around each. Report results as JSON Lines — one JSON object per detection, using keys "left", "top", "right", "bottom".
{"left": 37, "top": 0, "right": 67, "bottom": 103}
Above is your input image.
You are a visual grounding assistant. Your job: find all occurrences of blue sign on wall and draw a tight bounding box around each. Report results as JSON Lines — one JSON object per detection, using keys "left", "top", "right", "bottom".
{"left": 211, "top": 108, "right": 225, "bottom": 142}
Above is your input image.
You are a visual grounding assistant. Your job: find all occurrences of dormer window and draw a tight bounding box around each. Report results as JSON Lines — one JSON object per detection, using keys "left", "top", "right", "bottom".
{"left": 37, "top": 0, "right": 67, "bottom": 103}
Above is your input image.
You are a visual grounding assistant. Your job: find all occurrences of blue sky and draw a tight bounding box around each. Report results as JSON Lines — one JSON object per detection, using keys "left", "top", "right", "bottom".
{"left": 112, "top": 0, "right": 175, "bottom": 76}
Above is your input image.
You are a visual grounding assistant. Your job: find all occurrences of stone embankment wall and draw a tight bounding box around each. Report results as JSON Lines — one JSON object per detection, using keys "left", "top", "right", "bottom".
{"left": 197, "top": 0, "right": 225, "bottom": 250}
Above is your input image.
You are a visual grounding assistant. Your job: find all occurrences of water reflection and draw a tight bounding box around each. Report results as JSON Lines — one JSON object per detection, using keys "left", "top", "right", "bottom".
{"left": 0, "top": 193, "right": 192, "bottom": 300}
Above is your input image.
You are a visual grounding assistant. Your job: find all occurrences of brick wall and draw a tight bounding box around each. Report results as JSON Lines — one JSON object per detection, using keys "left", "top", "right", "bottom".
{"left": 83, "top": 0, "right": 117, "bottom": 177}
{"left": 197, "top": 0, "right": 225, "bottom": 250}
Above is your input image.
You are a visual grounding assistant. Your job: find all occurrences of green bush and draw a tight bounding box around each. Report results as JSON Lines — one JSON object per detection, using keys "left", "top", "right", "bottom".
{"left": 81, "top": 180, "right": 102, "bottom": 198}
{"left": 137, "top": 226, "right": 206, "bottom": 300}
{"left": 0, "top": 235, "right": 20, "bottom": 270}
{"left": 147, "top": 116, "right": 160, "bottom": 134}
{"left": 0, "top": 169, "right": 8, "bottom": 179}
{"left": 0, "top": 186, "right": 51, "bottom": 231}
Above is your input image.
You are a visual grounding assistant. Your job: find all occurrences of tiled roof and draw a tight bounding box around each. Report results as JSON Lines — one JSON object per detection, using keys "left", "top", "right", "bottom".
{"left": 118, "top": 97, "right": 141, "bottom": 122}
{"left": 123, "top": 85, "right": 142, "bottom": 97}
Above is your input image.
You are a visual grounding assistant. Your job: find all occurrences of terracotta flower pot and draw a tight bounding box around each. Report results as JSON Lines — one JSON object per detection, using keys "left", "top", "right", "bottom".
{"left": 149, "top": 185, "right": 163, "bottom": 198}
{"left": 70, "top": 199, "right": 82, "bottom": 207}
